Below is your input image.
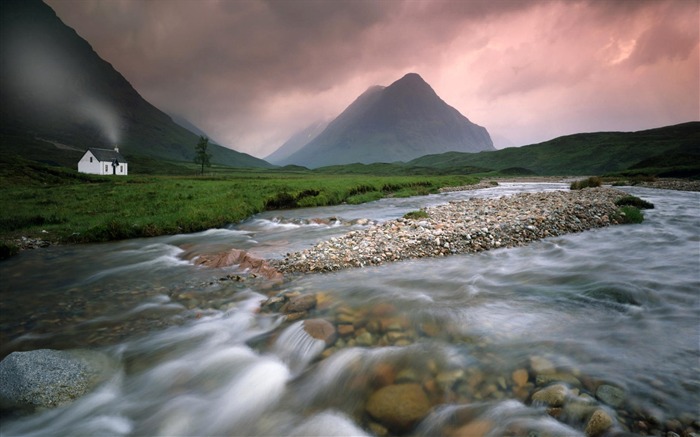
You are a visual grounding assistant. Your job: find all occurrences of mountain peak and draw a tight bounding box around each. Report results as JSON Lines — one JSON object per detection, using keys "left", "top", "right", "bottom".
{"left": 390, "top": 72, "right": 431, "bottom": 90}
{"left": 274, "top": 73, "right": 494, "bottom": 168}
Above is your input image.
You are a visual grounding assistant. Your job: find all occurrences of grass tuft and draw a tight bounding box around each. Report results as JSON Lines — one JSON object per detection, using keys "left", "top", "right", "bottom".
{"left": 403, "top": 210, "right": 430, "bottom": 220}
{"left": 570, "top": 176, "right": 602, "bottom": 190}
{"left": 614, "top": 206, "right": 644, "bottom": 224}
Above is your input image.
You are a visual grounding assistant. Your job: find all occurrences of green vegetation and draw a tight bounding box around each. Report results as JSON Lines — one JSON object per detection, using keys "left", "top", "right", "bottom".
{"left": 403, "top": 210, "right": 429, "bottom": 220}
{"left": 614, "top": 206, "right": 645, "bottom": 224}
{"left": 409, "top": 122, "right": 700, "bottom": 176}
{"left": 570, "top": 176, "right": 602, "bottom": 190}
{"left": 0, "top": 157, "right": 478, "bottom": 257}
{"left": 615, "top": 195, "right": 655, "bottom": 210}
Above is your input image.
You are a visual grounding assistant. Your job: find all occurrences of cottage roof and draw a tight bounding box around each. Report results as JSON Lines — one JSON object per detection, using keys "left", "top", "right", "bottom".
{"left": 87, "top": 148, "right": 127, "bottom": 163}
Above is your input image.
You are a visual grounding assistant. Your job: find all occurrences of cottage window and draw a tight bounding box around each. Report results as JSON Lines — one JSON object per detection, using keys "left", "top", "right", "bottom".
{"left": 90, "top": 157, "right": 93, "bottom": 163}
{"left": 105, "top": 165, "right": 108, "bottom": 172}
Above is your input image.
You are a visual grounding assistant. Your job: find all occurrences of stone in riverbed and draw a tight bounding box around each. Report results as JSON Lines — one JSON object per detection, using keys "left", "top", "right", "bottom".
{"left": 585, "top": 409, "right": 614, "bottom": 437}
{"left": 595, "top": 384, "right": 625, "bottom": 407}
{"left": 449, "top": 419, "right": 494, "bottom": 437}
{"left": 512, "top": 368, "right": 529, "bottom": 387}
{"left": 530, "top": 356, "right": 556, "bottom": 374}
{"left": 302, "top": 319, "right": 337, "bottom": 345}
{"left": 536, "top": 372, "right": 581, "bottom": 387}
{"left": 365, "top": 383, "right": 432, "bottom": 433}
{"left": 531, "top": 383, "right": 569, "bottom": 407}
{"left": 283, "top": 293, "right": 317, "bottom": 313}
{"left": 0, "top": 349, "right": 116, "bottom": 413}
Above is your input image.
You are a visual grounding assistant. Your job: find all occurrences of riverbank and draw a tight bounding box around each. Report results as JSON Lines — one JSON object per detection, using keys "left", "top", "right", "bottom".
{"left": 271, "top": 187, "right": 630, "bottom": 274}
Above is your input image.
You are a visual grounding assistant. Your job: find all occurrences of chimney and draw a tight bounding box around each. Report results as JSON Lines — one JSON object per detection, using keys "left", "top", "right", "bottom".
{"left": 114, "top": 145, "right": 119, "bottom": 153}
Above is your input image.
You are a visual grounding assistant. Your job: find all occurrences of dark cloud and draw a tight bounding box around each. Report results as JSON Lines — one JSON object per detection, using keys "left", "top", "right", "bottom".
{"left": 45, "top": 0, "right": 698, "bottom": 155}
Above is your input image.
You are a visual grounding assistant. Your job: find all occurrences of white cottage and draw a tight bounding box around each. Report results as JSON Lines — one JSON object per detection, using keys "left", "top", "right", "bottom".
{"left": 78, "top": 147, "right": 128, "bottom": 175}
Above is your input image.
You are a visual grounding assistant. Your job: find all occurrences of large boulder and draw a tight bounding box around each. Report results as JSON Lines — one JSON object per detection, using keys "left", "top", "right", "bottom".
{"left": 365, "top": 383, "right": 431, "bottom": 433}
{"left": 0, "top": 349, "right": 117, "bottom": 413}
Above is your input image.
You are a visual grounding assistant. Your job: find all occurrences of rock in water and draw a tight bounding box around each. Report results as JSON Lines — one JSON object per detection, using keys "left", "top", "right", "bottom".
{"left": 595, "top": 384, "right": 625, "bottom": 407}
{"left": 303, "top": 319, "right": 337, "bottom": 345}
{"left": 585, "top": 409, "right": 614, "bottom": 436}
{"left": 365, "top": 383, "right": 431, "bottom": 433}
{"left": 0, "top": 349, "right": 116, "bottom": 413}
{"left": 283, "top": 294, "right": 317, "bottom": 313}
{"left": 531, "top": 383, "right": 569, "bottom": 407}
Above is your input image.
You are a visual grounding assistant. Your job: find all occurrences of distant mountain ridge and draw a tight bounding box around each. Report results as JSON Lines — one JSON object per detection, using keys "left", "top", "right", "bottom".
{"left": 0, "top": 0, "right": 271, "bottom": 169}
{"left": 408, "top": 121, "right": 700, "bottom": 176}
{"left": 265, "top": 119, "right": 330, "bottom": 164}
{"left": 276, "top": 73, "right": 494, "bottom": 168}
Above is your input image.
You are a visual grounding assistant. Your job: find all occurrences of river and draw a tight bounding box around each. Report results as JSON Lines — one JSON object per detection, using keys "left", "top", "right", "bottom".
{"left": 1, "top": 183, "right": 698, "bottom": 436}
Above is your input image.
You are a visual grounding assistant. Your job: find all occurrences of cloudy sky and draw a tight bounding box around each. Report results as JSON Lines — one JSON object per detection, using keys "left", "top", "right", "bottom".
{"left": 45, "top": 0, "right": 699, "bottom": 158}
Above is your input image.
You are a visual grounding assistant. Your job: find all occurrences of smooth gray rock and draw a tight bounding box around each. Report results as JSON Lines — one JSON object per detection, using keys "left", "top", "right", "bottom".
{"left": 0, "top": 349, "right": 116, "bottom": 412}
{"left": 595, "top": 384, "right": 626, "bottom": 407}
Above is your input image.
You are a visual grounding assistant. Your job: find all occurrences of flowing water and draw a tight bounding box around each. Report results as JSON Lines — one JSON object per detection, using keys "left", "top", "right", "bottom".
{"left": 1, "top": 183, "right": 698, "bottom": 436}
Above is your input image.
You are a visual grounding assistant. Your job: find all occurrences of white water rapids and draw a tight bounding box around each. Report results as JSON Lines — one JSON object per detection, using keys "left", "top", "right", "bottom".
{"left": 0, "top": 183, "right": 698, "bottom": 436}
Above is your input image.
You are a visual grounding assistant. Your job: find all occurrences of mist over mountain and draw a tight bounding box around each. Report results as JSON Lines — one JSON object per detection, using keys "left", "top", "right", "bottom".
{"left": 0, "top": 0, "right": 270, "bottom": 168}
{"left": 265, "top": 119, "right": 330, "bottom": 165}
{"left": 168, "top": 114, "right": 224, "bottom": 146}
{"left": 276, "top": 73, "right": 494, "bottom": 168}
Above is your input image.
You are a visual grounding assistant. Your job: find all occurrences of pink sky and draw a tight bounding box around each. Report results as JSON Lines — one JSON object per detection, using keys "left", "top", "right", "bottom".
{"left": 46, "top": 0, "right": 699, "bottom": 158}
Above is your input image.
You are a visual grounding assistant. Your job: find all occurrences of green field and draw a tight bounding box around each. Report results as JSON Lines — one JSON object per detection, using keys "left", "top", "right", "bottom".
{"left": 0, "top": 157, "right": 479, "bottom": 257}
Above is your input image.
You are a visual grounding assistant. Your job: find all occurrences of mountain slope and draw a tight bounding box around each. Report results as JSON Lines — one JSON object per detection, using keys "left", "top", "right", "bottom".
{"left": 408, "top": 122, "right": 700, "bottom": 175}
{"left": 265, "top": 119, "right": 329, "bottom": 165}
{"left": 279, "top": 73, "right": 494, "bottom": 168}
{"left": 0, "top": 0, "right": 271, "bottom": 169}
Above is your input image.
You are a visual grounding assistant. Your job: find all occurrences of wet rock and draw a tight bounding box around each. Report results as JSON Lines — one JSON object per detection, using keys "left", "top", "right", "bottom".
{"left": 531, "top": 383, "right": 569, "bottom": 407}
{"left": 283, "top": 293, "right": 317, "bottom": 313}
{"left": 395, "top": 368, "right": 420, "bottom": 384}
{"left": 530, "top": 356, "right": 556, "bottom": 374}
{"left": 356, "top": 331, "right": 374, "bottom": 347}
{"left": 595, "top": 384, "right": 625, "bottom": 407}
{"left": 0, "top": 349, "right": 116, "bottom": 413}
{"left": 337, "top": 324, "right": 355, "bottom": 337}
{"left": 372, "top": 362, "right": 397, "bottom": 387}
{"left": 285, "top": 311, "right": 306, "bottom": 322}
{"left": 436, "top": 369, "right": 465, "bottom": 389}
{"left": 563, "top": 397, "right": 598, "bottom": 422}
{"left": 365, "top": 383, "right": 432, "bottom": 433}
{"left": 449, "top": 419, "right": 494, "bottom": 437}
{"left": 536, "top": 372, "right": 581, "bottom": 387}
{"left": 585, "top": 409, "right": 614, "bottom": 437}
{"left": 303, "top": 319, "right": 336, "bottom": 345}
{"left": 189, "top": 248, "right": 283, "bottom": 280}
{"left": 512, "top": 368, "right": 529, "bottom": 387}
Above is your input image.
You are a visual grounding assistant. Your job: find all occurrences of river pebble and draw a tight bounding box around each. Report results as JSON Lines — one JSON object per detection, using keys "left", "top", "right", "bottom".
{"left": 365, "top": 383, "right": 432, "bottom": 433}
{"left": 272, "top": 188, "right": 628, "bottom": 274}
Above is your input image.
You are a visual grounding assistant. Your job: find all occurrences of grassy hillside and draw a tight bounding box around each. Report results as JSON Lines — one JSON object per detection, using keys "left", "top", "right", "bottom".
{"left": 409, "top": 122, "right": 700, "bottom": 176}
{"left": 0, "top": 158, "right": 478, "bottom": 257}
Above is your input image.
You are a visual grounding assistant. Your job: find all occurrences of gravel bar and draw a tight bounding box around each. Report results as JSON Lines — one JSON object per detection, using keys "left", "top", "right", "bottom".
{"left": 271, "top": 187, "right": 630, "bottom": 274}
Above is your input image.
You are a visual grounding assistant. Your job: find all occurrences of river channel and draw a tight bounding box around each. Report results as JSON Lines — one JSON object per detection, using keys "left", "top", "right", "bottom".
{"left": 1, "top": 183, "right": 698, "bottom": 436}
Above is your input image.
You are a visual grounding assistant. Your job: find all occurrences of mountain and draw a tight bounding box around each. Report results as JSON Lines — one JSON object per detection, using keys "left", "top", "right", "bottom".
{"left": 277, "top": 73, "right": 494, "bottom": 168}
{"left": 168, "top": 114, "right": 224, "bottom": 146}
{"left": 0, "top": 0, "right": 271, "bottom": 169}
{"left": 265, "top": 119, "right": 329, "bottom": 165}
{"left": 408, "top": 122, "right": 700, "bottom": 176}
